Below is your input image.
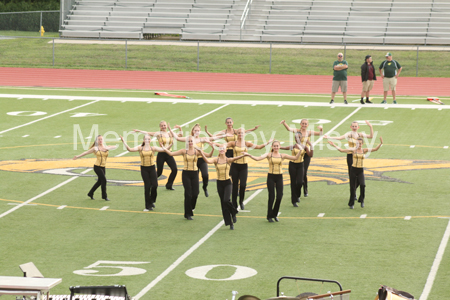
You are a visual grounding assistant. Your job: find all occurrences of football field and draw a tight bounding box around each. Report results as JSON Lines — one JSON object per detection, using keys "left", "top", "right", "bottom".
{"left": 0, "top": 86, "right": 449, "bottom": 300}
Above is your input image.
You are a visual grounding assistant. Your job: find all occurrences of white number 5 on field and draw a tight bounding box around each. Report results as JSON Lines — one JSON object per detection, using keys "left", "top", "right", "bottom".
{"left": 73, "top": 260, "right": 150, "bottom": 277}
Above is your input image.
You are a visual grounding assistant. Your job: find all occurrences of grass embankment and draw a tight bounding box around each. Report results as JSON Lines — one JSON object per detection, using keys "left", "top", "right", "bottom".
{"left": 0, "top": 33, "right": 449, "bottom": 77}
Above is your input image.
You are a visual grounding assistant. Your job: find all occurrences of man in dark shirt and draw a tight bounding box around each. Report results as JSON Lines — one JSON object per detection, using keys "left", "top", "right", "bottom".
{"left": 379, "top": 52, "right": 402, "bottom": 104}
{"left": 360, "top": 55, "right": 376, "bottom": 104}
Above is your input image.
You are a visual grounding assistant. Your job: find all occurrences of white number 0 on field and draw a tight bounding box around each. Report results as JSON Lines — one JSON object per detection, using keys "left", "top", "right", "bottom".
{"left": 73, "top": 260, "right": 150, "bottom": 277}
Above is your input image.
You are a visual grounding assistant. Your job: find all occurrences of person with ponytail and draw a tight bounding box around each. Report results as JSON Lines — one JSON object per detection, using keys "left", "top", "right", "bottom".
{"left": 280, "top": 132, "right": 313, "bottom": 207}
{"left": 162, "top": 134, "right": 214, "bottom": 220}
{"left": 133, "top": 121, "right": 183, "bottom": 191}
{"left": 73, "top": 135, "right": 117, "bottom": 201}
{"left": 280, "top": 119, "right": 322, "bottom": 197}
{"left": 328, "top": 136, "right": 383, "bottom": 209}
{"left": 120, "top": 134, "right": 166, "bottom": 211}
{"left": 169, "top": 123, "right": 225, "bottom": 198}
{"left": 246, "top": 140, "right": 302, "bottom": 223}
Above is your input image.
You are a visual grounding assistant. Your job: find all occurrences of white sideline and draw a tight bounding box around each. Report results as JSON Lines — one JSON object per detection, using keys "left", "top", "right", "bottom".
{"left": 419, "top": 218, "right": 450, "bottom": 300}
{"left": 0, "top": 94, "right": 448, "bottom": 110}
{"left": 134, "top": 189, "right": 263, "bottom": 300}
{"left": 0, "top": 100, "right": 99, "bottom": 134}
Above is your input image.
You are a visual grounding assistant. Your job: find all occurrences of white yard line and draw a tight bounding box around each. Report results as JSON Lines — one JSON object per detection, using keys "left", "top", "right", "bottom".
{"left": 419, "top": 218, "right": 450, "bottom": 300}
{"left": 0, "top": 169, "right": 92, "bottom": 220}
{"left": 312, "top": 107, "right": 362, "bottom": 146}
{"left": 0, "top": 94, "right": 448, "bottom": 110}
{"left": 0, "top": 100, "right": 99, "bottom": 135}
{"left": 134, "top": 189, "right": 263, "bottom": 300}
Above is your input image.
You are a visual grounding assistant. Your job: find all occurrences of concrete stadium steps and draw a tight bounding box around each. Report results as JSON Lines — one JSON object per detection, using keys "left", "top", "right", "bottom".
{"left": 61, "top": 0, "right": 450, "bottom": 44}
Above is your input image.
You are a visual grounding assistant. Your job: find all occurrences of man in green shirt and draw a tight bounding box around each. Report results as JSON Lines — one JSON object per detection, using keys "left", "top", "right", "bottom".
{"left": 330, "top": 53, "right": 348, "bottom": 104}
{"left": 379, "top": 52, "right": 402, "bottom": 104}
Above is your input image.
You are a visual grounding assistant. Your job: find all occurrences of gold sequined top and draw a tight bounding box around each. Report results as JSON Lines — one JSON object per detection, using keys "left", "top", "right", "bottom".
{"left": 195, "top": 141, "right": 204, "bottom": 158}
{"left": 183, "top": 152, "right": 198, "bottom": 171}
{"left": 215, "top": 161, "right": 230, "bottom": 181}
{"left": 268, "top": 155, "right": 283, "bottom": 174}
{"left": 347, "top": 132, "right": 361, "bottom": 148}
{"left": 224, "top": 130, "right": 237, "bottom": 149}
{"left": 291, "top": 147, "right": 306, "bottom": 164}
{"left": 94, "top": 149, "right": 108, "bottom": 167}
{"left": 139, "top": 148, "right": 155, "bottom": 167}
{"left": 352, "top": 152, "right": 365, "bottom": 168}
{"left": 158, "top": 134, "right": 173, "bottom": 149}
{"left": 233, "top": 144, "right": 248, "bottom": 164}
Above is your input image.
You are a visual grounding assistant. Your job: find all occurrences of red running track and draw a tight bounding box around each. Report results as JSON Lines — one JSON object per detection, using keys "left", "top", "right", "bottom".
{"left": 1, "top": 67, "right": 449, "bottom": 97}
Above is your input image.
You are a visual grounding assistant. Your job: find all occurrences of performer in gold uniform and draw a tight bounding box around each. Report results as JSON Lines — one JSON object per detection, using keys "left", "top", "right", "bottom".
{"left": 280, "top": 119, "right": 322, "bottom": 197}
{"left": 73, "top": 135, "right": 117, "bottom": 201}
{"left": 169, "top": 123, "right": 225, "bottom": 198}
{"left": 134, "top": 121, "right": 183, "bottom": 190}
{"left": 205, "top": 117, "right": 260, "bottom": 158}
{"left": 280, "top": 132, "right": 313, "bottom": 207}
{"left": 198, "top": 144, "right": 247, "bottom": 230}
{"left": 224, "top": 128, "right": 272, "bottom": 211}
{"left": 246, "top": 140, "right": 302, "bottom": 222}
{"left": 162, "top": 135, "right": 214, "bottom": 220}
{"left": 328, "top": 137, "right": 382, "bottom": 209}
{"left": 120, "top": 134, "right": 166, "bottom": 211}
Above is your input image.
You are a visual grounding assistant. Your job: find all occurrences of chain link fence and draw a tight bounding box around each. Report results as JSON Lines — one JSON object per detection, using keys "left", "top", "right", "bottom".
{"left": 0, "top": 36, "right": 449, "bottom": 78}
{"left": 0, "top": 11, "right": 59, "bottom": 33}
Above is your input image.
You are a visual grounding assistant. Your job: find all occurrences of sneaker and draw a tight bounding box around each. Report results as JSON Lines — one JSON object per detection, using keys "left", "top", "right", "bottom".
{"left": 381, "top": 100, "right": 387, "bottom": 104}
{"left": 393, "top": 100, "right": 397, "bottom": 104}
{"left": 365, "top": 99, "right": 373, "bottom": 104}
{"left": 360, "top": 99, "right": 365, "bottom": 105}
{"left": 344, "top": 100, "right": 348, "bottom": 104}
{"left": 329, "top": 99, "right": 334, "bottom": 104}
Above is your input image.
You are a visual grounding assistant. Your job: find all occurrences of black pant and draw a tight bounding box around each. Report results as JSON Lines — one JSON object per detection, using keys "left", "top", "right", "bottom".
{"left": 197, "top": 157, "right": 209, "bottom": 191}
{"left": 301, "top": 154, "right": 311, "bottom": 195}
{"left": 349, "top": 167, "right": 366, "bottom": 206}
{"left": 182, "top": 170, "right": 199, "bottom": 218}
{"left": 141, "top": 165, "right": 158, "bottom": 209}
{"left": 347, "top": 153, "right": 360, "bottom": 195}
{"left": 89, "top": 165, "right": 107, "bottom": 199}
{"left": 156, "top": 152, "right": 178, "bottom": 189}
{"left": 267, "top": 173, "right": 283, "bottom": 219}
{"left": 288, "top": 161, "right": 304, "bottom": 204}
{"left": 231, "top": 163, "right": 248, "bottom": 209}
{"left": 217, "top": 179, "right": 237, "bottom": 226}
{"left": 226, "top": 149, "right": 234, "bottom": 176}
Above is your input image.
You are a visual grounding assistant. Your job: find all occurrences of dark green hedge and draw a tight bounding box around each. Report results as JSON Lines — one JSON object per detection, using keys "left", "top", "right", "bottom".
{"left": 0, "top": 0, "right": 59, "bottom": 12}
{"left": 0, "top": 1, "right": 59, "bottom": 32}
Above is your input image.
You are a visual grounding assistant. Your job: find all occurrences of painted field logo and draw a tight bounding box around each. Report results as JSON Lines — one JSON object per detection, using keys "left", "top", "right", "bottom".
{"left": 1, "top": 157, "right": 450, "bottom": 188}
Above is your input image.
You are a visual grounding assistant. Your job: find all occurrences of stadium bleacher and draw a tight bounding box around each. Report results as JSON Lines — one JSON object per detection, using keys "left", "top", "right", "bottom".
{"left": 60, "top": 0, "right": 450, "bottom": 45}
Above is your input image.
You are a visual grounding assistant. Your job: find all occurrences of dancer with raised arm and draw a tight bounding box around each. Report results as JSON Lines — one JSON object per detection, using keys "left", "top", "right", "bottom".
{"left": 280, "top": 132, "right": 313, "bottom": 207}
{"left": 280, "top": 119, "right": 322, "bottom": 197}
{"left": 198, "top": 143, "right": 247, "bottom": 230}
{"left": 328, "top": 137, "right": 383, "bottom": 209}
{"left": 134, "top": 121, "right": 182, "bottom": 191}
{"left": 120, "top": 134, "right": 166, "bottom": 211}
{"left": 169, "top": 123, "right": 225, "bottom": 197}
{"left": 323, "top": 120, "right": 374, "bottom": 198}
{"left": 162, "top": 135, "right": 214, "bottom": 220}
{"left": 225, "top": 128, "right": 272, "bottom": 211}
{"left": 73, "top": 135, "right": 117, "bottom": 201}
{"left": 205, "top": 117, "right": 260, "bottom": 158}
{"left": 246, "top": 140, "right": 302, "bottom": 223}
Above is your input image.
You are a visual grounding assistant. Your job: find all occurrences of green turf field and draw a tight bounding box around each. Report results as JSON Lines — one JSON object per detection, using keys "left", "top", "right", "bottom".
{"left": 0, "top": 87, "right": 449, "bottom": 300}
